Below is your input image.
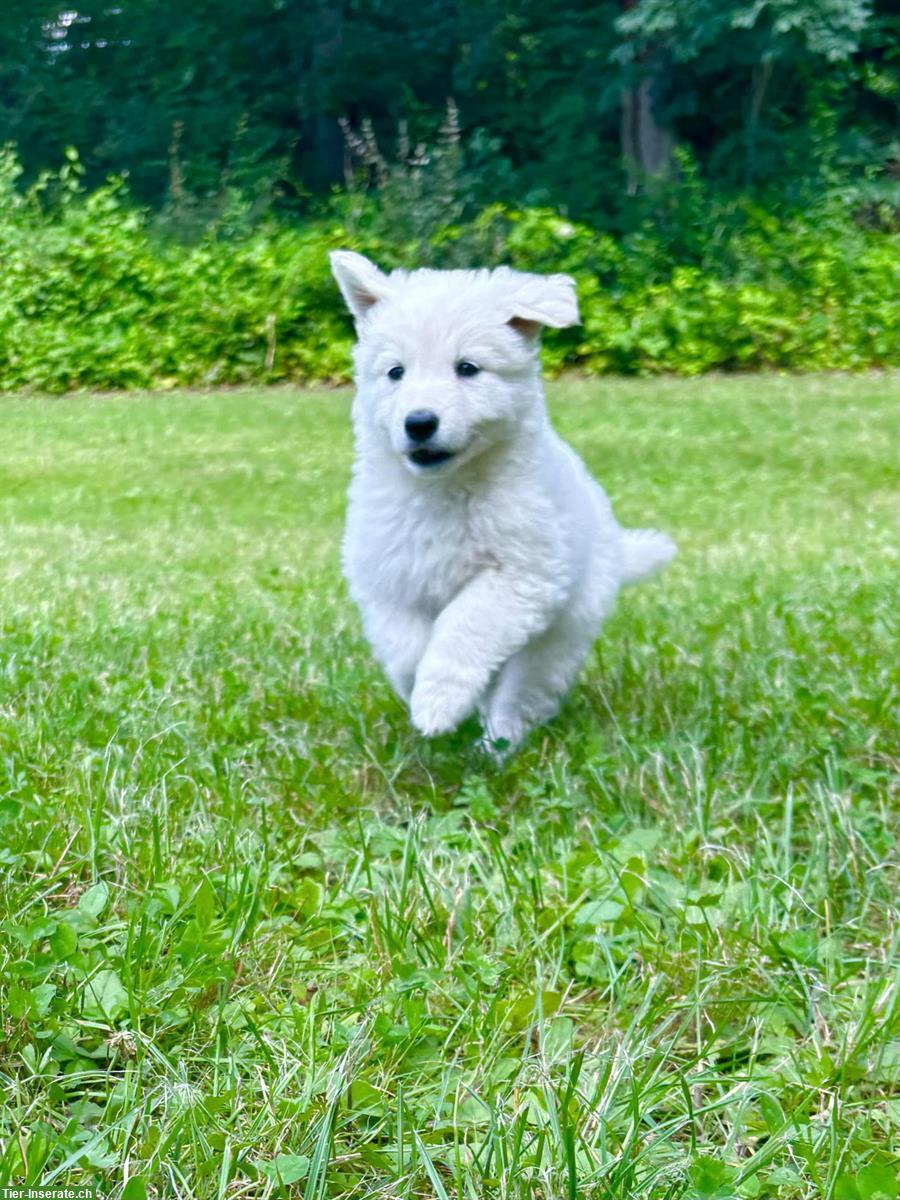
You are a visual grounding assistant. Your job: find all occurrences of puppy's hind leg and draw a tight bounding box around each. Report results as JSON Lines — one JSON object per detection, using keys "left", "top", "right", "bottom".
{"left": 480, "top": 617, "right": 596, "bottom": 754}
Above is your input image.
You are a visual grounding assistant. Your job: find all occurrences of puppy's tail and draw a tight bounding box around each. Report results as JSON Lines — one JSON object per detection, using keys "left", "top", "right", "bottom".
{"left": 620, "top": 528, "right": 677, "bottom": 585}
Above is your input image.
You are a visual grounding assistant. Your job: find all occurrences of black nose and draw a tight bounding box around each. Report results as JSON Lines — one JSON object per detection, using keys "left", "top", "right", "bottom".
{"left": 404, "top": 410, "right": 440, "bottom": 443}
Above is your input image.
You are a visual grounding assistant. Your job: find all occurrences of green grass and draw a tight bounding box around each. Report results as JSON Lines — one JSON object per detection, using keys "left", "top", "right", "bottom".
{"left": 0, "top": 374, "right": 898, "bottom": 1200}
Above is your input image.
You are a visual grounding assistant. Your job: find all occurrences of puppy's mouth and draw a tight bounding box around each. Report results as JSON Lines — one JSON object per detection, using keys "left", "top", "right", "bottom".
{"left": 407, "top": 446, "right": 456, "bottom": 468}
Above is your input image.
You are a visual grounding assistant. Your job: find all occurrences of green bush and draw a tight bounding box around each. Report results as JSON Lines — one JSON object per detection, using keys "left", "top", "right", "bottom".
{"left": 0, "top": 148, "right": 897, "bottom": 392}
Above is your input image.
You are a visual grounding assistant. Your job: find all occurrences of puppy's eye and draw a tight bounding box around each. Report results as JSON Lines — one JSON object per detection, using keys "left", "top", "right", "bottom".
{"left": 387, "top": 365, "right": 405, "bottom": 381}
{"left": 456, "top": 360, "right": 480, "bottom": 378}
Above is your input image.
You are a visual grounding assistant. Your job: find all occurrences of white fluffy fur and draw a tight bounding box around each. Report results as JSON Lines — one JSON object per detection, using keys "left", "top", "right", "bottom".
{"left": 331, "top": 250, "right": 676, "bottom": 750}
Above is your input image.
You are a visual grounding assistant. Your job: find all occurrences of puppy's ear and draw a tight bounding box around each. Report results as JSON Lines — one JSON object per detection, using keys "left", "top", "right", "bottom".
{"left": 329, "top": 250, "right": 391, "bottom": 322}
{"left": 503, "top": 270, "right": 580, "bottom": 338}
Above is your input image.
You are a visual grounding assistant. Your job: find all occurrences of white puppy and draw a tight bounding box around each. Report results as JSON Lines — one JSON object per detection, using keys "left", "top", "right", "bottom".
{"left": 331, "top": 251, "right": 675, "bottom": 751}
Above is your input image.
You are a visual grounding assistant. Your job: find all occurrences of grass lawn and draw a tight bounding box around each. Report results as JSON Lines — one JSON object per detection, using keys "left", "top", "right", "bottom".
{"left": 0, "top": 373, "right": 898, "bottom": 1199}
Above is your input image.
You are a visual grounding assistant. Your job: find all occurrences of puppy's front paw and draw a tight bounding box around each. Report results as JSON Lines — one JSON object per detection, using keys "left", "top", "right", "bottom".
{"left": 410, "top": 674, "right": 477, "bottom": 737}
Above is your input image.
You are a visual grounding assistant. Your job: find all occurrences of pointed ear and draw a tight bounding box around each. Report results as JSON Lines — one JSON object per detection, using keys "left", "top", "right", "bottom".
{"left": 502, "top": 270, "right": 580, "bottom": 338}
{"left": 329, "top": 250, "right": 391, "bottom": 322}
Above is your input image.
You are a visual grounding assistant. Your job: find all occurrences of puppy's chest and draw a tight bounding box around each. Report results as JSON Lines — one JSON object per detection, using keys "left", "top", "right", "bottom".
{"left": 347, "top": 485, "right": 489, "bottom": 614}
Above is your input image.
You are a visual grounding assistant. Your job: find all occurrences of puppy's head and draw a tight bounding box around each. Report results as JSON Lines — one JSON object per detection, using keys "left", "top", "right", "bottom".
{"left": 330, "top": 251, "right": 579, "bottom": 477}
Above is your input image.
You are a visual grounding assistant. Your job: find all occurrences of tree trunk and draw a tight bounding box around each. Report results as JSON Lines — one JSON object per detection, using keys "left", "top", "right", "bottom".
{"left": 745, "top": 59, "right": 774, "bottom": 185}
{"left": 621, "top": 71, "right": 675, "bottom": 193}
{"left": 619, "top": 0, "right": 675, "bottom": 193}
{"left": 293, "top": 0, "right": 345, "bottom": 187}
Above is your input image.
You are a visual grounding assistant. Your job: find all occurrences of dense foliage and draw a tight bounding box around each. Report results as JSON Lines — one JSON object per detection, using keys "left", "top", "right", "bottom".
{"left": 1, "top": 3, "right": 897, "bottom": 389}
{"left": 1, "top": 0, "right": 897, "bottom": 223}
{"left": 0, "top": 148, "right": 897, "bottom": 392}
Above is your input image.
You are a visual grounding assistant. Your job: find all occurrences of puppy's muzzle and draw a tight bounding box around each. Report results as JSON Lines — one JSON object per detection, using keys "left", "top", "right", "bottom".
{"left": 404, "top": 409, "right": 455, "bottom": 467}
{"left": 404, "top": 410, "right": 440, "bottom": 442}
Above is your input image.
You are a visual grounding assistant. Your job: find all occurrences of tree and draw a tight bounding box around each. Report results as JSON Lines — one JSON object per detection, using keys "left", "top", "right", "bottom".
{"left": 0, "top": 0, "right": 890, "bottom": 222}
{"left": 615, "top": 0, "right": 874, "bottom": 185}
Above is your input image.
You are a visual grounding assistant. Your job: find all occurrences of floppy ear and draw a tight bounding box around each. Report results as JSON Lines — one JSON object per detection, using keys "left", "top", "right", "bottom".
{"left": 329, "top": 250, "right": 391, "bottom": 322}
{"left": 503, "top": 270, "right": 580, "bottom": 338}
